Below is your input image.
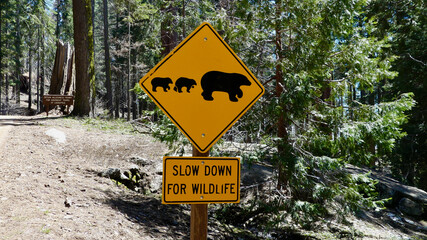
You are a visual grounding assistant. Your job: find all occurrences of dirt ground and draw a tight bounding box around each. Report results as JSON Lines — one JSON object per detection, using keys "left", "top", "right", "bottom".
{"left": 0, "top": 114, "right": 197, "bottom": 240}
{"left": 0, "top": 113, "right": 426, "bottom": 240}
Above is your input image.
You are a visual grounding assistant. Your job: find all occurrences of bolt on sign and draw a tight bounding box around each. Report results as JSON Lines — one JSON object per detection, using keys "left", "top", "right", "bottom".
{"left": 138, "top": 22, "right": 265, "bottom": 153}
{"left": 162, "top": 157, "right": 240, "bottom": 204}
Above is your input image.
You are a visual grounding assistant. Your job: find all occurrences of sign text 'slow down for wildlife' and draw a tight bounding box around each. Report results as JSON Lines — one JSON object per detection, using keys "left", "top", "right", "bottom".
{"left": 162, "top": 157, "right": 240, "bottom": 204}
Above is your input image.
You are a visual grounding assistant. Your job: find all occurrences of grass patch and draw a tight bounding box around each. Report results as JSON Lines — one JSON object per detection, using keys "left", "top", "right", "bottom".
{"left": 81, "top": 117, "right": 135, "bottom": 134}
{"left": 47, "top": 116, "right": 137, "bottom": 135}
{"left": 41, "top": 225, "right": 51, "bottom": 234}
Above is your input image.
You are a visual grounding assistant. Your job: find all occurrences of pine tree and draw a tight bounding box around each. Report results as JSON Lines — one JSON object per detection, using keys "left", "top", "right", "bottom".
{"left": 71, "top": 0, "right": 94, "bottom": 116}
{"left": 139, "top": 0, "right": 416, "bottom": 227}
{"left": 103, "top": 0, "right": 112, "bottom": 115}
{"left": 367, "top": 0, "right": 427, "bottom": 189}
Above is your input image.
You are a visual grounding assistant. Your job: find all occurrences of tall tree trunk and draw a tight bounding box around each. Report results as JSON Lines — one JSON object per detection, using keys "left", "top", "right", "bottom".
{"left": 114, "top": 12, "right": 120, "bottom": 118}
{"left": 5, "top": 28, "right": 9, "bottom": 112}
{"left": 5, "top": 74, "right": 9, "bottom": 112}
{"left": 36, "top": 26, "right": 40, "bottom": 112}
{"left": 368, "top": 90, "right": 376, "bottom": 166}
{"left": 28, "top": 44, "right": 32, "bottom": 109}
{"left": 40, "top": 19, "right": 45, "bottom": 111}
{"left": 0, "top": 6, "right": 2, "bottom": 112}
{"left": 49, "top": 41, "right": 67, "bottom": 95}
{"left": 72, "top": 0, "right": 94, "bottom": 116}
{"left": 160, "top": 1, "right": 178, "bottom": 57}
{"left": 91, "top": 0, "right": 96, "bottom": 117}
{"left": 275, "top": 0, "right": 289, "bottom": 190}
{"left": 181, "top": 0, "right": 186, "bottom": 39}
{"left": 131, "top": 51, "right": 137, "bottom": 120}
{"left": 127, "top": 3, "right": 131, "bottom": 121}
{"left": 60, "top": 46, "right": 74, "bottom": 113}
{"left": 15, "top": 1, "right": 22, "bottom": 104}
{"left": 55, "top": 0, "right": 60, "bottom": 38}
{"left": 103, "top": 0, "right": 112, "bottom": 115}
{"left": 63, "top": 48, "right": 74, "bottom": 95}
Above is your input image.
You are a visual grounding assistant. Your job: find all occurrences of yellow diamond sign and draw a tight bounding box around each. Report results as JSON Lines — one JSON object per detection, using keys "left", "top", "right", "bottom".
{"left": 139, "top": 22, "right": 264, "bottom": 153}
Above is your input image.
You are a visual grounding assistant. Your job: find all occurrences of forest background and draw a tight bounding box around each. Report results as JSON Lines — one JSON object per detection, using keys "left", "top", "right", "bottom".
{"left": 0, "top": 0, "right": 425, "bottom": 231}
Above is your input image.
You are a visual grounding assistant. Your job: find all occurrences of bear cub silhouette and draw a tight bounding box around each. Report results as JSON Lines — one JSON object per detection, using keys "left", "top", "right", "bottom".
{"left": 151, "top": 77, "right": 173, "bottom": 92}
{"left": 201, "top": 71, "right": 251, "bottom": 102}
{"left": 174, "top": 77, "right": 197, "bottom": 93}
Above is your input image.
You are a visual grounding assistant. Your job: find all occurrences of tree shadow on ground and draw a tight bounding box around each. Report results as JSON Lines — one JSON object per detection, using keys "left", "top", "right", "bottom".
{"left": 0, "top": 115, "right": 65, "bottom": 126}
{"left": 102, "top": 191, "right": 190, "bottom": 239}
{"left": 355, "top": 209, "right": 427, "bottom": 238}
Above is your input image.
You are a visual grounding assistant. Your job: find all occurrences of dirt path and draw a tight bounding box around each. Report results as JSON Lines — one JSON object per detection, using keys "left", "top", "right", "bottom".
{"left": 0, "top": 115, "right": 193, "bottom": 240}
{"left": 0, "top": 117, "right": 12, "bottom": 147}
{"left": 1, "top": 114, "right": 426, "bottom": 240}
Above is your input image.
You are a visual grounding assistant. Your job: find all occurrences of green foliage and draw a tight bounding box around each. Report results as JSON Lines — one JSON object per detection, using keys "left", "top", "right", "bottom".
{"left": 0, "top": 0, "right": 55, "bottom": 109}
{"left": 0, "top": 0, "right": 415, "bottom": 233}
{"left": 338, "top": 93, "right": 415, "bottom": 165}
{"left": 55, "top": 0, "right": 74, "bottom": 42}
{"left": 131, "top": 0, "right": 416, "bottom": 229}
{"left": 82, "top": 117, "right": 134, "bottom": 133}
{"left": 367, "top": 0, "right": 427, "bottom": 190}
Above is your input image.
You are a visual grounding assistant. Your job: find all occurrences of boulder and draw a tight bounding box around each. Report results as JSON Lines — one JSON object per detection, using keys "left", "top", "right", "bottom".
{"left": 399, "top": 198, "right": 424, "bottom": 217}
{"left": 98, "top": 168, "right": 128, "bottom": 181}
{"left": 129, "top": 156, "right": 151, "bottom": 167}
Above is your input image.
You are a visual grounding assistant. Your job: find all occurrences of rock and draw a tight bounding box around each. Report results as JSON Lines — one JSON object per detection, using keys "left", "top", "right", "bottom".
{"left": 98, "top": 168, "right": 128, "bottom": 181}
{"left": 387, "top": 212, "right": 404, "bottom": 225}
{"left": 399, "top": 198, "right": 424, "bottom": 217}
{"left": 148, "top": 175, "right": 162, "bottom": 193}
{"left": 99, "top": 168, "right": 119, "bottom": 178}
{"left": 241, "top": 163, "right": 273, "bottom": 187}
{"left": 129, "top": 156, "right": 151, "bottom": 167}
{"left": 64, "top": 197, "right": 72, "bottom": 207}
{"left": 377, "top": 182, "right": 395, "bottom": 202}
{"left": 346, "top": 165, "right": 427, "bottom": 210}
{"left": 45, "top": 128, "right": 66, "bottom": 143}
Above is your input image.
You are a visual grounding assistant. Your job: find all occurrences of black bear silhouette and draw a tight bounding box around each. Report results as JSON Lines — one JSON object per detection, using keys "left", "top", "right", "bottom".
{"left": 174, "top": 77, "right": 197, "bottom": 93}
{"left": 201, "top": 71, "right": 251, "bottom": 102}
{"left": 151, "top": 77, "right": 173, "bottom": 92}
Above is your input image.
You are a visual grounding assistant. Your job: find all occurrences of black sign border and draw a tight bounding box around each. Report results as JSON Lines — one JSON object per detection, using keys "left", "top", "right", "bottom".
{"left": 140, "top": 23, "right": 265, "bottom": 153}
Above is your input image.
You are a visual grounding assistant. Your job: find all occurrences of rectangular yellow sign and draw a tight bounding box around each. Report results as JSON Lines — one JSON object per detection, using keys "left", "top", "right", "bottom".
{"left": 162, "top": 157, "right": 240, "bottom": 204}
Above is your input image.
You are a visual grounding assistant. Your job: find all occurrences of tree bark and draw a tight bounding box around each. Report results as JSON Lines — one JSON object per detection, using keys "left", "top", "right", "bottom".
{"left": 114, "top": 12, "right": 120, "bottom": 118}
{"left": 5, "top": 74, "right": 9, "bottom": 112}
{"left": 28, "top": 43, "right": 32, "bottom": 109}
{"left": 36, "top": 27, "right": 40, "bottom": 112}
{"left": 131, "top": 50, "right": 137, "bottom": 120}
{"left": 0, "top": 6, "right": 2, "bottom": 112}
{"left": 91, "top": 0, "right": 96, "bottom": 117}
{"left": 72, "top": 0, "right": 94, "bottom": 116}
{"left": 14, "top": 1, "right": 22, "bottom": 104}
{"left": 60, "top": 46, "right": 75, "bottom": 113}
{"left": 160, "top": 2, "right": 178, "bottom": 57}
{"left": 63, "top": 48, "right": 74, "bottom": 95}
{"left": 127, "top": 2, "right": 132, "bottom": 121}
{"left": 4, "top": 29, "right": 9, "bottom": 111}
{"left": 40, "top": 19, "right": 45, "bottom": 111}
{"left": 55, "top": 0, "right": 60, "bottom": 38}
{"left": 103, "top": 0, "right": 112, "bottom": 115}
{"left": 49, "top": 41, "right": 67, "bottom": 95}
{"left": 368, "top": 90, "right": 376, "bottom": 166}
{"left": 275, "top": 0, "right": 289, "bottom": 190}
